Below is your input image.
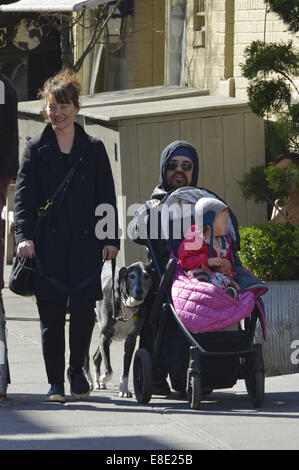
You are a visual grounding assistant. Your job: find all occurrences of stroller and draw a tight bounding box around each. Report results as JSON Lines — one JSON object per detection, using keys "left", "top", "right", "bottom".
{"left": 132, "top": 197, "right": 267, "bottom": 410}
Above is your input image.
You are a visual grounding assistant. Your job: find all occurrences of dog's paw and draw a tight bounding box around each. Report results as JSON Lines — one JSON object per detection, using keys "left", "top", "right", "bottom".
{"left": 93, "top": 381, "right": 106, "bottom": 391}
{"left": 119, "top": 377, "right": 132, "bottom": 398}
{"left": 99, "top": 372, "right": 112, "bottom": 386}
{"left": 119, "top": 390, "right": 133, "bottom": 398}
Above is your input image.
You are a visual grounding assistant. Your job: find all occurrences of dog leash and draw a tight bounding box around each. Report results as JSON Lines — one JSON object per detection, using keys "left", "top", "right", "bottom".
{"left": 21, "top": 255, "right": 104, "bottom": 294}
{"left": 111, "top": 257, "right": 117, "bottom": 319}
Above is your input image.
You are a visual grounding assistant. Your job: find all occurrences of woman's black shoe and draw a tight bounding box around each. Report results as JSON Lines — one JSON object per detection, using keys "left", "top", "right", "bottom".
{"left": 44, "top": 383, "right": 66, "bottom": 403}
{"left": 67, "top": 367, "right": 91, "bottom": 399}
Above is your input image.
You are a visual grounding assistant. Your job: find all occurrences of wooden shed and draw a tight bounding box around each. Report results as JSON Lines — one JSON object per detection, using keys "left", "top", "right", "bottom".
{"left": 17, "top": 86, "right": 267, "bottom": 267}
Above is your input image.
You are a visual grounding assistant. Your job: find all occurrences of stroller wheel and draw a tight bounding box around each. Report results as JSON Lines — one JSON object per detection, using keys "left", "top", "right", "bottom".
{"left": 187, "top": 374, "right": 201, "bottom": 410}
{"left": 133, "top": 348, "right": 152, "bottom": 404}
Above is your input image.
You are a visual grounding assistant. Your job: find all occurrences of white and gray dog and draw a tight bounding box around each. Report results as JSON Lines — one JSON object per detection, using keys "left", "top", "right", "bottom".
{"left": 84, "top": 261, "right": 152, "bottom": 397}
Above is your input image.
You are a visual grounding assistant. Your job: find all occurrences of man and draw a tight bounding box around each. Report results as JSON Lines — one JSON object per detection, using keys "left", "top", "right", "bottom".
{"left": 129, "top": 140, "right": 240, "bottom": 271}
{"left": 0, "top": 70, "right": 19, "bottom": 399}
{"left": 128, "top": 140, "right": 264, "bottom": 396}
{"left": 128, "top": 140, "right": 223, "bottom": 396}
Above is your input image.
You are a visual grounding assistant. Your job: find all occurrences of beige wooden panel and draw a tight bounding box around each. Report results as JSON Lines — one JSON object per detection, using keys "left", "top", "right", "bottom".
{"left": 222, "top": 113, "right": 247, "bottom": 226}
{"left": 137, "top": 122, "right": 160, "bottom": 202}
{"left": 83, "top": 121, "right": 126, "bottom": 267}
{"left": 97, "top": 126, "right": 128, "bottom": 267}
{"left": 244, "top": 112, "right": 267, "bottom": 226}
{"left": 119, "top": 125, "right": 147, "bottom": 266}
{"left": 200, "top": 116, "right": 225, "bottom": 198}
{"left": 18, "top": 116, "right": 44, "bottom": 159}
{"left": 83, "top": 121, "right": 121, "bottom": 195}
{"left": 158, "top": 120, "right": 180, "bottom": 157}
{"left": 179, "top": 118, "right": 202, "bottom": 186}
{"left": 119, "top": 125, "right": 139, "bottom": 207}
{"left": 117, "top": 121, "right": 161, "bottom": 265}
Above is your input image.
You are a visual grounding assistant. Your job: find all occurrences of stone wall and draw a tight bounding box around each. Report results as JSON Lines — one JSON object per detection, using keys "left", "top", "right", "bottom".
{"left": 184, "top": 0, "right": 299, "bottom": 98}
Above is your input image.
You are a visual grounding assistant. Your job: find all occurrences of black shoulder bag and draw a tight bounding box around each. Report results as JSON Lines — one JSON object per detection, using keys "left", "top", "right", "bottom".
{"left": 9, "top": 156, "right": 89, "bottom": 296}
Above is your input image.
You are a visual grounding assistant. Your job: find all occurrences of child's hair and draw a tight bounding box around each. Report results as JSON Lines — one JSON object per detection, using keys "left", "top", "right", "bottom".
{"left": 202, "top": 208, "right": 228, "bottom": 234}
{"left": 38, "top": 69, "right": 82, "bottom": 120}
{"left": 203, "top": 224, "right": 209, "bottom": 235}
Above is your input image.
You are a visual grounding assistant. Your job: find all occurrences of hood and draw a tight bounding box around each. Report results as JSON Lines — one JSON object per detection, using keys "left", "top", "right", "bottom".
{"left": 152, "top": 140, "right": 199, "bottom": 198}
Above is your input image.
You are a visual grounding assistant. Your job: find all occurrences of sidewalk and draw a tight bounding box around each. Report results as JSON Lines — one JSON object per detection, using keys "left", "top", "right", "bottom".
{"left": 1, "top": 264, "right": 299, "bottom": 451}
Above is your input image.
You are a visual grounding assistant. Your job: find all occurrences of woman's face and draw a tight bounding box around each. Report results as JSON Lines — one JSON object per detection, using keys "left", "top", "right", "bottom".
{"left": 45, "top": 93, "right": 79, "bottom": 131}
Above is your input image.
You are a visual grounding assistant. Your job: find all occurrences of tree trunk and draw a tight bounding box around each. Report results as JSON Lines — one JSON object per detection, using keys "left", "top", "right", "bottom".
{"left": 59, "top": 15, "right": 74, "bottom": 70}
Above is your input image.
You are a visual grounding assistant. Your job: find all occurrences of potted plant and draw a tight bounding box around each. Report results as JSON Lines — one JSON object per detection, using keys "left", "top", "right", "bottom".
{"left": 238, "top": 223, "right": 299, "bottom": 376}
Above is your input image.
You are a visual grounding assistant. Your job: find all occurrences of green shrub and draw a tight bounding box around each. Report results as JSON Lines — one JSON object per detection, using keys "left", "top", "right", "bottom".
{"left": 239, "top": 223, "right": 299, "bottom": 281}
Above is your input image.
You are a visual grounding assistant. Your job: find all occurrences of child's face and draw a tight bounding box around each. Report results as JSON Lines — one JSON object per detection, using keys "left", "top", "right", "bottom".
{"left": 213, "top": 209, "right": 229, "bottom": 237}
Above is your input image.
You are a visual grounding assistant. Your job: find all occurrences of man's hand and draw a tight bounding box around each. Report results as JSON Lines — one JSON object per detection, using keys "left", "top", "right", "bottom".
{"left": 17, "top": 240, "right": 35, "bottom": 259}
{"left": 102, "top": 245, "right": 118, "bottom": 261}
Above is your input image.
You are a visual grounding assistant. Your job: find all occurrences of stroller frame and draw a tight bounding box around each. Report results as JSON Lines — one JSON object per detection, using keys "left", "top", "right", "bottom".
{"left": 133, "top": 238, "right": 265, "bottom": 410}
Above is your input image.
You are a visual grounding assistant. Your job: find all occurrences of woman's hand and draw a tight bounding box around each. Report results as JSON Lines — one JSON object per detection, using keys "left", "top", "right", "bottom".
{"left": 17, "top": 240, "right": 35, "bottom": 259}
{"left": 102, "top": 245, "right": 118, "bottom": 261}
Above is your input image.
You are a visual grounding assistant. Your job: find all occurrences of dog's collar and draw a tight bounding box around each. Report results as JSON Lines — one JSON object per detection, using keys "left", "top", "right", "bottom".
{"left": 115, "top": 293, "right": 139, "bottom": 322}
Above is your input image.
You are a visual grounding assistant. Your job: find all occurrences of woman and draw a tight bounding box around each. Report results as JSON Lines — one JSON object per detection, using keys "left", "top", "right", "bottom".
{"left": 14, "top": 70, "right": 119, "bottom": 403}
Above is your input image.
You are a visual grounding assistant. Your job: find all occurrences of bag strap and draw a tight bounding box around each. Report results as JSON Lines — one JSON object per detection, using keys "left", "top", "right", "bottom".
{"left": 31, "top": 156, "right": 85, "bottom": 240}
{"left": 37, "top": 156, "right": 85, "bottom": 218}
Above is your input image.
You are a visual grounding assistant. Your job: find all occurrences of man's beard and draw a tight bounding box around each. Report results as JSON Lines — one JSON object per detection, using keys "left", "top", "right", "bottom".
{"left": 169, "top": 172, "right": 188, "bottom": 188}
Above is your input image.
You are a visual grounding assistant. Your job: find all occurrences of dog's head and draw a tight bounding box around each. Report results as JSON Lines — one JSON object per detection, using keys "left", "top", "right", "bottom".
{"left": 118, "top": 262, "right": 152, "bottom": 308}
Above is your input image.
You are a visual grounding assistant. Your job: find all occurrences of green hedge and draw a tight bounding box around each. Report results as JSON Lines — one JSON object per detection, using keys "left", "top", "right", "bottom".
{"left": 239, "top": 223, "right": 299, "bottom": 281}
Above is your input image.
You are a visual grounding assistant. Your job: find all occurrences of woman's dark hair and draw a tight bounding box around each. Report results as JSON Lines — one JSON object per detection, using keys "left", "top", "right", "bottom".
{"left": 39, "top": 69, "right": 82, "bottom": 119}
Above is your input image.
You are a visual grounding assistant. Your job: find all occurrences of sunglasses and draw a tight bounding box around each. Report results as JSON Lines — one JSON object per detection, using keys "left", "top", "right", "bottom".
{"left": 165, "top": 161, "right": 193, "bottom": 172}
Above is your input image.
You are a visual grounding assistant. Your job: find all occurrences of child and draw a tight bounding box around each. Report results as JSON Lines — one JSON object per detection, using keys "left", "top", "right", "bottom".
{"left": 177, "top": 198, "right": 240, "bottom": 298}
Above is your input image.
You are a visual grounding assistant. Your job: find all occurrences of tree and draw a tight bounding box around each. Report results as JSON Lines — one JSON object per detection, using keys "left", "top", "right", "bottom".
{"left": 239, "top": 1, "right": 299, "bottom": 222}
{"left": 267, "top": 0, "right": 299, "bottom": 34}
{"left": 241, "top": 1, "right": 299, "bottom": 160}
{"left": 238, "top": 162, "right": 299, "bottom": 225}
{"left": 44, "top": 0, "right": 127, "bottom": 72}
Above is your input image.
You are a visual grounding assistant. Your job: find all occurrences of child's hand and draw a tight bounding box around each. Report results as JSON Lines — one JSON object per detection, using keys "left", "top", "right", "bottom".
{"left": 219, "top": 259, "right": 233, "bottom": 276}
{"left": 208, "top": 257, "right": 225, "bottom": 268}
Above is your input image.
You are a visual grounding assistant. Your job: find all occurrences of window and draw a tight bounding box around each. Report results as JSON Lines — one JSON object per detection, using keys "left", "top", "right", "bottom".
{"left": 193, "top": 0, "right": 205, "bottom": 48}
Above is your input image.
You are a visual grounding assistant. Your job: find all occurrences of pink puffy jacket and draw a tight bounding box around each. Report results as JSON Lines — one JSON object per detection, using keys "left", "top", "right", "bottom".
{"left": 171, "top": 264, "right": 267, "bottom": 338}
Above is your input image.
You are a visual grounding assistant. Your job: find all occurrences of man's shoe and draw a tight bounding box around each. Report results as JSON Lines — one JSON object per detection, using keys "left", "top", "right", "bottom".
{"left": 67, "top": 366, "right": 90, "bottom": 400}
{"left": 44, "top": 383, "right": 66, "bottom": 403}
{"left": 152, "top": 379, "right": 171, "bottom": 396}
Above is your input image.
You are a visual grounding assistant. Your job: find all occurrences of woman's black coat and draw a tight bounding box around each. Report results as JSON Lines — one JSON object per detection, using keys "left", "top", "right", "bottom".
{"left": 13, "top": 123, "right": 119, "bottom": 307}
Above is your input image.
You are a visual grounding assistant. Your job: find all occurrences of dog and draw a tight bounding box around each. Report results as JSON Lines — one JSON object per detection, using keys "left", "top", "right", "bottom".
{"left": 84, "top": 261, "right": 153, "bottom": 398}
